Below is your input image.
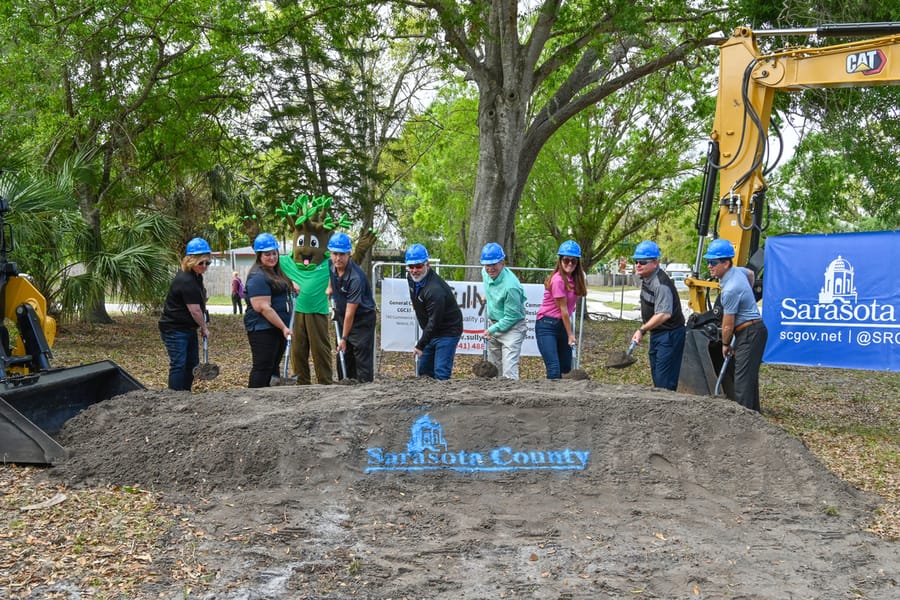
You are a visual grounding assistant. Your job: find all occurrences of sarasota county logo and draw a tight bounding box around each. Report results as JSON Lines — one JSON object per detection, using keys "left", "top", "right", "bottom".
{"left": 365, "top": 414, "right": 590, "bottom": 473}
{"left": 780, "top": 255, "right": 895, "bottom": 325}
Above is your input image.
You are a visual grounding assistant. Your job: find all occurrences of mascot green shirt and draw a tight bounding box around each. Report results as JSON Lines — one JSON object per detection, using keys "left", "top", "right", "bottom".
{"left": 279, "top": 255, "right": 330, "bottom": 314}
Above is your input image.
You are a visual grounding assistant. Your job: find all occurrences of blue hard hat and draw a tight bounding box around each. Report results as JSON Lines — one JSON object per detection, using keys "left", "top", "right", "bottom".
{"left": 186, "top": 237, "right": 212, "bottom": 255}
{"left": 557, "top": 240, "right": 581, "bottom": 258}
{"left": 480, "top": 242, "right": 506, "bottom": 265}
{"left": 703, "top": 238, "right": 735, "bottom": 259}
{"left": 253, "top": 233, "right": 280, "bottom": 253}
{"left": 405, "top": 243, "right": 429, "bottom": 265}
{"left": 632, "top": 240, "right": 661, "bottom": 259}
{"left": 328, "top": 232, "right": 352, "bottom": 253}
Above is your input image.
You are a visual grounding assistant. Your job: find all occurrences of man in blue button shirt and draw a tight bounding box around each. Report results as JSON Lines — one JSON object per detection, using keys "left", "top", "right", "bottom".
{"left": 705, "top": 239, "right": 768, "bottom": 412}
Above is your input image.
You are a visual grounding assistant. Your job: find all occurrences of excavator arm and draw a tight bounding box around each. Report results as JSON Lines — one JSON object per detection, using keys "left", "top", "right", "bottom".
{"left": 680, "top": 22, "right": 900, "bottom": 395}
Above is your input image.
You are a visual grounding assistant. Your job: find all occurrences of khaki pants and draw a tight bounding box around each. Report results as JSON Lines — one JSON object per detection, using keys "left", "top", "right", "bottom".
{"left": 488, "top": 319, "right": 527, "bottom": 380}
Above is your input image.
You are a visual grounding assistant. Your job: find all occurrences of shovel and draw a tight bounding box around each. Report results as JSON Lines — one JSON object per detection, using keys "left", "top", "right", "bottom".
{"left": 562, "top": 298, "right": 590, "bottom": 380}
{"left": 472, "top": 299, "right": 498, "bottom": 378}
{"left": 606, "top": 340, "right": 638, "bottom": 369}
{"left": 331, "top": 299, "right": 350, "bottom": 383}
{"left": 414, "top": 322, "right": 420, "bottom": 377}
{"left": 564, "top": 342, "right": 590, "bottom": 380}
{"left": 273, "top": 300, "right": 297, "bottom": 386}
{"left": 193, "top": 336, "right": 220, "bottom": 380}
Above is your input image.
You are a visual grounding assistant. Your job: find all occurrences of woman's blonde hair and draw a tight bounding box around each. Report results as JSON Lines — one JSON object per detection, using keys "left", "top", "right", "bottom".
{"left": 182, "top": 253, "right": 211, "bottom": 272}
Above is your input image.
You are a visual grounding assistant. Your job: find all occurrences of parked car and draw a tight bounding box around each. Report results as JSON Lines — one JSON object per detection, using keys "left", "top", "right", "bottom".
{"left": 671, "top": 272, "right": 688, "bottom": 291}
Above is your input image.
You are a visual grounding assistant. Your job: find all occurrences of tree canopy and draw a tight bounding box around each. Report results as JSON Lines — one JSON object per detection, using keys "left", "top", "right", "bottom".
{"left": 0, "top": 0, "right": 896, "bottom": 321}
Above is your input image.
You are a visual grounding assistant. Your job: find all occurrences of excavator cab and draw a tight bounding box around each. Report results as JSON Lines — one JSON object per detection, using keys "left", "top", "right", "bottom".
{"left": 0, "top": 199, "right": 144, "bottom": 464}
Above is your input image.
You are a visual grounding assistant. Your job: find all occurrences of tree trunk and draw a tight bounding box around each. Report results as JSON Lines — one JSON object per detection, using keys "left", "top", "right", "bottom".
{"left": 465, "top": 83, "right": 529, "bottom": 275}
{"left": 78, "top": 184, "right": 114, "bottom": 324}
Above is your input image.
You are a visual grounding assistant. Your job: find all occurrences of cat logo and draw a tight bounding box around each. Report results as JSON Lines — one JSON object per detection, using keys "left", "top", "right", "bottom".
{"left": 845, "top": 49, "right": 886, "bottom": 76}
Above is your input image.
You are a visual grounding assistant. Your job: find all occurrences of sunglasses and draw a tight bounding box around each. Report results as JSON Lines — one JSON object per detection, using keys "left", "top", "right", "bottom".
{"left": 407, "top": 263, "right": 426, "bottom": 270}
{"left": 707, "top": 259, "right": 723, "bottom": 267}
{"left": 199, "top": 260, "right": 212, "bottom": 266}
{"left": 561, "top": 257, "right": 579, "bottom": 265}
{"left": 634, "top": 259, "right": 654, "bottom": 266}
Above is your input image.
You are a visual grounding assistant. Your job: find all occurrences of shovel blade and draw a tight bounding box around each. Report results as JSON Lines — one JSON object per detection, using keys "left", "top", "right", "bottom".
{"left": 605, "top": 352, "right": 637, "bottom": 369}
{"left": 193, "top": 363, "right": 220, "bottom": 381}
{"left": 472, "top": 361, "right": 498, "bottom": 378}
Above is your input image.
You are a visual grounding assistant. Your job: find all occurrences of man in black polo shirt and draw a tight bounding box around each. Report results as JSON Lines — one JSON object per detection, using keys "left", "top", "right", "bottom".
{"left": 328, "top": 232, "right": 377, "bottom": 382}
{"left": 630, "top": 240, "right": 686, "bottom": 391}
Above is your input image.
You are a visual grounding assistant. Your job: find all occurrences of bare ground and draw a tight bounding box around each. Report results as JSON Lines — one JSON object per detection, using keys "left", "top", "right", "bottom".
{"left": 2, "top": 313, "right": 898, "bottom": 599}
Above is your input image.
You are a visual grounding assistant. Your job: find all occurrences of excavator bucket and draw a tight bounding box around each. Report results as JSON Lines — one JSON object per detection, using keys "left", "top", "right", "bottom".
{"left": 0, "top": 361, "right": 144, "bottom": 464}
{"left": 677, "top": 326, "right": 733, "bottom": 398}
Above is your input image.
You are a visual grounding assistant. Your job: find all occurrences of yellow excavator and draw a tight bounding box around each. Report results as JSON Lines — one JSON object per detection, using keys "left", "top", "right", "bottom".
{"left": 679, "top": 22, "right": 900, "bottom": 396}
{"left": 0, "top": 196, "right": 143, "bottom": 464}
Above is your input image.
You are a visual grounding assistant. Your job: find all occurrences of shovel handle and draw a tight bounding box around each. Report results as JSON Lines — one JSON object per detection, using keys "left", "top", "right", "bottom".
{"left": 331, "top": 300, "right": 349, "bottom": 379}
{"left": 714, "top": 334, "right": 734, "bottom": 396}
{"left": 714, "top": 355, "right": 731, "bottom": 396}
{"left": 202, "top": 335, "right": 209, "bottom": 363}
{"left": 626, "top": 340, "right": 638, "bottom": 356}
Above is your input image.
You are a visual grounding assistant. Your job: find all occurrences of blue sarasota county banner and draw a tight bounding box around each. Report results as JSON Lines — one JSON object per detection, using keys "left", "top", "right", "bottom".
{"left": 762, "top": 231, "right": 899, "bottom": 371}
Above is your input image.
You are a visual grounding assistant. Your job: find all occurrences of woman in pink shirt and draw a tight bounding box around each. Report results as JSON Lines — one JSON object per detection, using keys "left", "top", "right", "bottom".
{"left": 535, "top": 240, "right": 587, "bottom": 378}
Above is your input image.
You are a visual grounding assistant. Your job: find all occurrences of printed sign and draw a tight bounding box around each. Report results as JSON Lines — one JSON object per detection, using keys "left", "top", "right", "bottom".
{"left": 380, "top": 278, "right": 546, "bottom": 356}
{"left": 762, "top": 231, "right": 899, "bottom": 371}
{"left": 365, "top": 414, "right": 590, "bottom": 473}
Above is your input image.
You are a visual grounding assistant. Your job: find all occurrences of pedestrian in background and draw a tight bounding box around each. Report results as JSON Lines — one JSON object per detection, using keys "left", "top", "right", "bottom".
{"left": 480, "top": 242, "right": 527, "bottom": 379}
{"left": 630, "top": 240, "right": 686, "bottom": 391}
{"left": 231, "top": 271, "right": 244, "bottom": 315}
{"left": 705, "top": 238, "right": 768, "bottom": 412}
{"left": 158, "top": 237, "right": 211, "bottom": 391}
{"left": 244, "top": 233, "right": 296, "bottom": 388}
{"left": 535, "top": 240, "right": 587, "bottom": 379}
{"left": 328, "top": 232, "right": 377, "bottom": 383}
{"left": 406, "top": 243, "right": 463, "bottom": 380}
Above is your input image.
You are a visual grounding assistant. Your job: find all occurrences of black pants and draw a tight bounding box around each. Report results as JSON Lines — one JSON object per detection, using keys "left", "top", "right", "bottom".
{"left": 733, "top": 321, "right": 768, "bottom": 412}
{"left": 232, "top": 294, "right": 244, "bottom": 314}
{"left": 338, "top": 310, "right": 376, "bottom": 382}
{"left": 247, "top": 328, "right": 287, "bottom": 388}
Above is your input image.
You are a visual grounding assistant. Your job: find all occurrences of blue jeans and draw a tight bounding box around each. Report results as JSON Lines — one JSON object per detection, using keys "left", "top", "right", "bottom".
{"left": 161, "top": 329, "right": 199, "bottom": 391}
{"left": 648, "top": 326, "right": 686, "bottom": 391}
{"left": 418, "top": 336, "right": 459, "bottom": 380}
{"left": 535, "top": 317, "right": 572, "bottom": 379}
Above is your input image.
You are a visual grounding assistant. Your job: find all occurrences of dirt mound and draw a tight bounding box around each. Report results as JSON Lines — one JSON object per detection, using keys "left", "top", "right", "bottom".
{"left": 49, "top": 379, "right": 899, "bottom": 599}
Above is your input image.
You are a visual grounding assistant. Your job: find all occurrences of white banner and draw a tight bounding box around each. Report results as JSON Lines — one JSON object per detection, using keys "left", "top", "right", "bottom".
{"left": 380, "top": 278, "right": 545, "bottom": 356}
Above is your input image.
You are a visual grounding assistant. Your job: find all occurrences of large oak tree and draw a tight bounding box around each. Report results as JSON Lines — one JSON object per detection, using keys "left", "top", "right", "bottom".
{"left": 394, "top": 0, "right": 726, "bottom": 264}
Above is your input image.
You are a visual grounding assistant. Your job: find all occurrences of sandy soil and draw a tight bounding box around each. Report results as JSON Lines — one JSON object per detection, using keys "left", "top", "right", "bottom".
{"left": 47, "top": 378, "right": 898, "bottom": 599}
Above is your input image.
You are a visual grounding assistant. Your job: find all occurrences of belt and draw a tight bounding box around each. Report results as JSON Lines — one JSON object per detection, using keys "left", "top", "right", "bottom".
{"left": 735, "top": 318, "right": 761, "bottom": 334}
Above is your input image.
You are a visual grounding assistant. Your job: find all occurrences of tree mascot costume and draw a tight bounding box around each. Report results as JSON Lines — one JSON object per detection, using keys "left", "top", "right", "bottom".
{"left": 273, "top": 195, "right": 340, "bottom": 384}
{"left": 276, "top": 194, "right": 374, "bottom": 384}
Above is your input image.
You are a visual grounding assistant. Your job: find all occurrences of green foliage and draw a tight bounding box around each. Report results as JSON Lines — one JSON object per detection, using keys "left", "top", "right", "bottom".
{"left": 387, "top": 87, "right": 479, "bottom": 262}
{"left": 736, "top": 1, "right": 900, "bottom": 233}
{"left": 520, "top": 60, "right": 711, "bottom": 271}
{"left": 768, "top": 127, "right": 899, "bottom": 233}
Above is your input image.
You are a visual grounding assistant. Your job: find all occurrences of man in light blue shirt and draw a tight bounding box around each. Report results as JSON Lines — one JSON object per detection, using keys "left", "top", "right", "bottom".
{"left": 705, "top": 239, "right": 768, "bottom": 412}
{"left": 480, "top": 243, "right": 527, "bottom": 379}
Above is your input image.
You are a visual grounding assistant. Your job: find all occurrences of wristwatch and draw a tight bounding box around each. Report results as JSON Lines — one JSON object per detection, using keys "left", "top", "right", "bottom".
{"left": 639, "top": 328, "right": 647, "bottom": 335}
